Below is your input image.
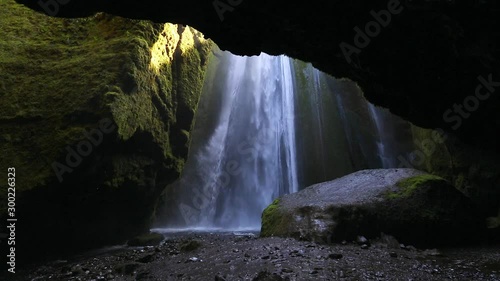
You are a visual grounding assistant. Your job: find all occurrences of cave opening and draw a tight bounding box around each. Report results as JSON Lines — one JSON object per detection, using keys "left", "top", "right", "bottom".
{"left": 153, "top": 48, "right": 416, "bottom": 232}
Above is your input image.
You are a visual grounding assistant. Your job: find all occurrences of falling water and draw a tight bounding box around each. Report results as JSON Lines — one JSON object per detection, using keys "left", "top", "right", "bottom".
{"left": 156, "top": 51, "right": 415, "bottom": 231}
{"left": 166, "top": 52, "right": 299, "bottom": 230}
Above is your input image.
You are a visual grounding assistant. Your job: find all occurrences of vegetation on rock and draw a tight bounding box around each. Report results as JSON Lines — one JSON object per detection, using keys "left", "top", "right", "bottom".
{"left": 0, "top": 0, "right": 213, "bottom": 259}
{"left": 261, "top": 199, "right": 288, "bottom": 237}
{"left": 386, "top": 174, "right": 445, "bottom": 199}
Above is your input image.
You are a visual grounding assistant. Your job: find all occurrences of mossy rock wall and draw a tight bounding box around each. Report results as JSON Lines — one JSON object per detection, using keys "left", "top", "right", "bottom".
{"left": 0, "top": 0, "right": 212, "bottom": 261}
{"left": 407, "top": 125, "right": 500, "bottom": 219}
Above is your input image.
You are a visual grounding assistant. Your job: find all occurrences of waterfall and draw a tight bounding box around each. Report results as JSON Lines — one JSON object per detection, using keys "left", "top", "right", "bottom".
{"left": 155, "top": 51, "right": 414, "bottom": 231}
{"left": 367, "top": 104, "right": 397, "bottom": 168}
{"left": 167, "top": 52, "right": 299, "bottom": 230}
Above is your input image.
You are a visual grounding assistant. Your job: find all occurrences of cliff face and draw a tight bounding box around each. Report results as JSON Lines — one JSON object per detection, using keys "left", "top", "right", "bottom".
{"left": 13, "top": 0, "right": 500, "bottom": 151}
{"left": 408, "top": 126, "right": 500, "bottom": 220}
{"left": 0, "top": 0, "right": 212, "bottom": 259}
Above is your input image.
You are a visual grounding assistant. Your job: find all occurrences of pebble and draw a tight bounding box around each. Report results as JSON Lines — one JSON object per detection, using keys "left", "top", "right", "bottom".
{"left": 357, "top": 236, "right": 369, "bottom": 245}
{"left": 329, "top": 253, "right": 343, "bottom": 259}
{"left": 215, "top": 274, "right": 226, "bottom": 281}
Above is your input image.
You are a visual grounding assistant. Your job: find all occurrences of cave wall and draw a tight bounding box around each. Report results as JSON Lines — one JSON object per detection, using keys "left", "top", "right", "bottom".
{"left": 13, "top": 0, "right": 500, "bottom": 151}
{"left": 407, "top": 126, "right": 500, "bottom": 219}
{"left": 0, "top": 0, "right": 212, "bottom": 260}
{"left": 13, "top": 0, "right": 499, "bottom": 219}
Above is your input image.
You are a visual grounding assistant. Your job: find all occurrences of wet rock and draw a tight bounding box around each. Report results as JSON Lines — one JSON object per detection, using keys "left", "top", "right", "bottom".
{"left": 423, "top": 249, "right": 442, "bottom": 257}
{"left": 356, "top": 236, "right": 369, "bottom": 245}
{"left": 180, "top": 239, "right": 202, "bottom": 252}
{"left": 261, "top": 169, "right": 480, "bottom": 247}
{"left": 381, "top": 233, "right": 401, "bottom": 249}
{"left": 405, "top": 245, "right": 417, "bottom": 252}
{"left": 186, "top": 257, "right": 201, "bottom": 263}
{"left": 70, "top": 264, "right": 85, "bottom": 276}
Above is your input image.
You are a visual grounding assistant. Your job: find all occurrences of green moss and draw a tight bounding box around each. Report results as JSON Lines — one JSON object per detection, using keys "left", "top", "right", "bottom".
{"left": 386, "top": 174, "right": 444, "bottom": 199}
{"left": 0, "top": 0, "right": 213, "bottom": 216}
{"left": 410, "top": 125, "right": 500, "bottom": 215}
{"left": 261, "top": 198, "right": 288, "bottom": 237}
{"left": 180, "top": 239, "right": 202, "bottom": 252}
{"left": 127, "top": 232, "right": 164, "bottom": 246}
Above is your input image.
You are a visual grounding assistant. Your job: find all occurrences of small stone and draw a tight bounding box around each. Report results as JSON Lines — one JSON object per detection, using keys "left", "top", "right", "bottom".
{"left": 341, "top": 240, "right": 347, "bottom": 245}
{"left": 186, "top": 257, "right": 199, "bottom": 263}
{"left": 261, "top": 255, "right": 270, "bottom": 260}
{"left": 423, "top": 249, "right": 442, "bottom": 256}
{"left": 356, "top": 236, "right": 369, "bottom": 245}
{"left": 282, "top": 268, "right": 293, "bottom": 273}
{"left": 328, "top": 253, "right": 343, "bottom": 260}
{"left": 361, "top": 244, "right": 369, "bottom": 249}
{"left": 244, "top": 252, "right": 251, "bottom": 258}
{"left": 380, "top": 233, "right": 400, "bottom": 249}
{"left": 215, "top": 274, "right": 226, "bottom": 281}
{"left": 405, "top": 245, "right": 417, "bottom": 252}
{"left": 389, "top": 252, "right": 398, "bottom": 258}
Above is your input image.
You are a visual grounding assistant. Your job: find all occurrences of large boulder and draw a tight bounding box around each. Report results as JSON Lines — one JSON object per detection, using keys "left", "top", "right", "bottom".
{"left": 261, "top": 169, "right": 482, "bottom": 247}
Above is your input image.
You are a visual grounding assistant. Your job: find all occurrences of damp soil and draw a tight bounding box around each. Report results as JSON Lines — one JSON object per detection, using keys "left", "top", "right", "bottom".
{"left": 5, "top": 231, "right": 500, "bottom": 281}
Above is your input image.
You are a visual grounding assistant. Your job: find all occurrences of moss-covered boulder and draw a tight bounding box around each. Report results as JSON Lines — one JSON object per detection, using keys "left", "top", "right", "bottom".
{"left": 0, "top": 0, "right": 212, "bottom": 261}
{"left": 261, "top": 169, "right": 482, "bottom": 247}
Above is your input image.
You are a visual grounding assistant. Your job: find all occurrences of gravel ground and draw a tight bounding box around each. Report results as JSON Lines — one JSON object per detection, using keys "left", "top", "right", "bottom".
{"left": 4, "top": 231, "right": 500, "bottom": 281}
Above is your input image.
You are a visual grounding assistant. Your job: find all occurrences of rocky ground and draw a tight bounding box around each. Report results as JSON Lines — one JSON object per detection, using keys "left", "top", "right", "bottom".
{"left": 4, "top": 231, "right": 500, "bottom": 281}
